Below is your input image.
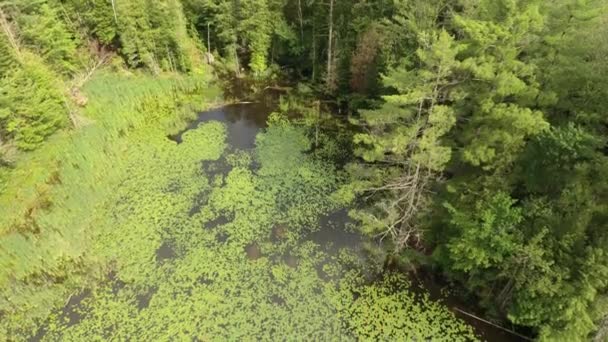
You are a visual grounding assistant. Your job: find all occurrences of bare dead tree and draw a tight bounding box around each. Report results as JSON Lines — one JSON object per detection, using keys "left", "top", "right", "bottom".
{"left": 72, "top": 40, "right": 113, "bottom": 90}
{"left": 367, "top": 159, "right": 436, "bottom": 251}
{"left": 361, "top": 46, "right": 456, "bottom": 252}
{"left": 65, "top": 41, "right": 113, "bottom": 128}
{"left": 110, "top": 0, "right": 118, "bottom": 24}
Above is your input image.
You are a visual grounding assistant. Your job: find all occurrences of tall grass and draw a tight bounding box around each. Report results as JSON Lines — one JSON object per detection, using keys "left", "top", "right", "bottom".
{"left": 0, "top": 71, "right": 221, "bottom": 338}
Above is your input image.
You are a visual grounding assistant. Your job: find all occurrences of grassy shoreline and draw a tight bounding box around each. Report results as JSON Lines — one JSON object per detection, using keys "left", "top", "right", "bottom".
{"left": 1, "top": 72, "right": 475, "bottom": 341}
{"left": 0, "top": 72, "right": 221, "bottom": 338}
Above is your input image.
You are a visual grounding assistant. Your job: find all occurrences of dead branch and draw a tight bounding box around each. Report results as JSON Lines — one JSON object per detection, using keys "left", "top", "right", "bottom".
{"left": 0, "top": 7, "right": 20, "bottom": 58}
{"left": 74, "top": 49, "right": 112, "bottom": 89}
{"left": 453, "top": 307, "right": 533, "bottom": 341}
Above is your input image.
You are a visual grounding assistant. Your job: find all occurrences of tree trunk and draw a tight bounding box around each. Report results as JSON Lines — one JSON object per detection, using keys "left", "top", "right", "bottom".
{"left": 326, "top": 0, "right": 334, "bottom": 90}
{"left": 207, "top": 22, "right": 211, "bottom": 53}
{"left": 312, "top": 20, "right": 316, "bottom": 81}
{"left": 297, "top": 0, "right": 304, "bottom": 45}
{"left": 315, "top": 101, "right": 320, "bottom": 148}
{"left": 111, "top": 0, "right": 118, "bottom": 24}
{"left": 234, "top": 45, "right": 240, "bottom": 76}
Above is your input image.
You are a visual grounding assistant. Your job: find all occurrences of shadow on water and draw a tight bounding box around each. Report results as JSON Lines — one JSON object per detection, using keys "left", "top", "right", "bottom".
{"left": 309, "top": 209, "right": 363, "bottom": 255}
{"left": 169, "top": 103, "right": 272, "bottom": 150}
{"left": 155, "top": 242, "right": 176, "bottom": 263}
{"left": 167, "top": 103, "right": 522, "bottom": 341}
{"left": 412, "top": 271, "right": 534, "bottom": 342}
{"left": 28, "top": 289, "right": 92, "bottom": 342}
{"left": 136, "top": 287, "right": 157, "bottom": 310}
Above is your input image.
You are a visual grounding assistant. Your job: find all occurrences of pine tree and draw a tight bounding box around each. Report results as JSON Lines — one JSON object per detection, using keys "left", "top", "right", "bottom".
{"left": 435, "top": 3, "right": 608, "bottom": 338}
{"left": 0, "top": 31, "right": 16, "bottom": 78}
{"left": 348, "top": 30, "right": 460, "bottom": 250}
{"left": 451, "top": 0, "right": 549, "bottom": 171}
{"left": 19, "top": 3, "right": 79, "bottom": 75}
{"left": 0, "top": 53, "right": 67, "bottom": 150}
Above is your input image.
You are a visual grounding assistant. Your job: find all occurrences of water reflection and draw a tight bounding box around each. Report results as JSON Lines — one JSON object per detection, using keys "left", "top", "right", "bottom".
{"left": 170, "top": 103, "right": 271, "bottom": 149}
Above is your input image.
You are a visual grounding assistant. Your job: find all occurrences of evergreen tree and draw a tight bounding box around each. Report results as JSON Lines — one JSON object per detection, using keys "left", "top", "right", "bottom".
{"left": 62, "top": 0, "right": 119, "bottom": 45}
{"left": 451, "top": 0, "right": 548, "bottom": 171}
{"left": 0, "top": 53, "right": 67, "bottom": 150}
{"left": 0, "top": 31, "right": 16, "bottom": 77}
{"left": 433, "top": 2, "right": 608, "bottom": 339}
{"left": 18, "top": 3, "right": 79, "bottom": 75}
{"left": 347, "top": 30, "right": 460, "bottom": 250}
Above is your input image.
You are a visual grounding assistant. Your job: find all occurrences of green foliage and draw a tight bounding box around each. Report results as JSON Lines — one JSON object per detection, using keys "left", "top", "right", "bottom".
{"left": 182, "top": 0, "right": 291, "bottom": 76}
{"left": 347, "top": 29, "right": 460, "bottom": 249}
{"left": 438, "top": 125, "right": 608, "bottom": 339}
{"left": 239, "top": 0, "right": 273, "bottom": 74}
{"left": 61, "top": 0, "right": 205, "bottom": 73}
{"left": 0, "top": 53, "right": 67, "bottom": 150}
{"left": 444, "top": 193, "right": 524, "bottom": 272}
{"left": 0, "top": 32, "right": 16, "bottom": 77}
{"left": 342, "top": 0, "right": 608, "bottom": 339}
{"left": 344, "top": 273, "right": 477, "bottom": 341}
{"left": 255, "top": 113, "right": 339, "bottom": 228}
{"left": 63, "top": 0, "right": 118, "bottom": 45}
{"left": 1, "top": 70, "right": 474, "bottom": 340}
{"left": 0, "top": 72, "right": 219, "bottom": 338}
{"left": 2, "top": 0, "right": 607, "bottom": 339}
{"left": 114, "top": 0, "right": 191, "bottom": 71}
{"left": 538, "top": 0, "right": 608, "bottom": 130}
{"left": 354, "top": 30, "right": 458, "bottom": 168}
{"left": 18, "top": 3, "right": 79, "bottom": 75}
{"left": 519, "top": 124, "right": 600, "bottom": 195}
{"left": 453, "top": 0, "right": 549, "bottom": 170}
{"left": 180, "top": 121, "right": 226, "bottom": 159}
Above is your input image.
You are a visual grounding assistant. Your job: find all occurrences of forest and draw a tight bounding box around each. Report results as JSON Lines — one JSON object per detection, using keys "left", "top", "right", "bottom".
{"left": 1, "top": 0, "right": 607, "bottom": 341}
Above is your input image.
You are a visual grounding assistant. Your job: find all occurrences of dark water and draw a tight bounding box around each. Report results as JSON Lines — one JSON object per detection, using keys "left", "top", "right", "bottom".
{"left": 309, "top": 209, "right": 363, "bottom": 254}
{"left": 30, "top": 104, "right": 528, "bottom": 342}
{"left": 412, "top": 272, "right": 532, "bottom": 342}
{"left": 177, "top": 104, "right": 530, "bottom": 342}
{"left": 148, "top": 104, "right": 530, "bottom": 342}
{"left": 155, "top": 242, "right": 176, "bottom": 263}
{"left": 170, "top": 103, "right": 271, "bottom": 149}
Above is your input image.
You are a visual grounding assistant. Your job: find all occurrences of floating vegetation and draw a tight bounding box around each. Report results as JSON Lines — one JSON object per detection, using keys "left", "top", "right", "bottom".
{"left": 2, "top": 74, "right": 475, "bottom": 341}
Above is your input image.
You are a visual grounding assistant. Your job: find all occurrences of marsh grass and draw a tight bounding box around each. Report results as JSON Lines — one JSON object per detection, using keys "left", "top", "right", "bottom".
{"left": 0, "top": 72, "right": 220, "bottom": 338}
{"left": 1, "top": 72, "right": 476, "bottom": 341}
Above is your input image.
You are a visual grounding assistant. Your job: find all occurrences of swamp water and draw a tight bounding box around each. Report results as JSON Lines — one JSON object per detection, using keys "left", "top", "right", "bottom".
{"left": 36, "top": 104, "right": 518, "bottom": 341}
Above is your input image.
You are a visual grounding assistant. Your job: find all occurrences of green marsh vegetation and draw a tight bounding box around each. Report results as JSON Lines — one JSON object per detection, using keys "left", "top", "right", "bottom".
{"left": 0, "top": 72, "right": 221, "bottom": 338}
{"left": 1, "top": 74, "right": 476, "bottom": 340}
{"left": 2, "top": 0, "right": 608, "bottom": 340}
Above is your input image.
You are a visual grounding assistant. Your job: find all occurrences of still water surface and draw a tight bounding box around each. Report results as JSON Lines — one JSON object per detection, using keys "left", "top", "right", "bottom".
{"left": 174, "top": 103, "right": 529, "bottom": 342}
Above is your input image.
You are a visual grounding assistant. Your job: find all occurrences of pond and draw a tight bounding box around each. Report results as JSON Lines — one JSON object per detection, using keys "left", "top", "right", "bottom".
{"left": 171, "top": 103, "right": 271, "bottom": 149}
{"left": 38, "top": 103, "right": 527, "bottom": 341}
{"left": 173, "top": 103, "right": 529, "bottom": 342}
{"left": 171, "top": 103, "right": 369, "bottom": 258}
